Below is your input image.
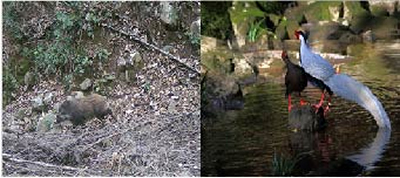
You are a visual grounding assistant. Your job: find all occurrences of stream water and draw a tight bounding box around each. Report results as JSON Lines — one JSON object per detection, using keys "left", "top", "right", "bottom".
{"left": 202, "top": 41, "right": 400, "bottom": 176}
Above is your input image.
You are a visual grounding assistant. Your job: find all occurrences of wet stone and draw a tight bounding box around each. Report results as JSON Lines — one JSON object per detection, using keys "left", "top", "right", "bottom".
{"left": 288, "top": 105, "right": 327, "bottom": 132}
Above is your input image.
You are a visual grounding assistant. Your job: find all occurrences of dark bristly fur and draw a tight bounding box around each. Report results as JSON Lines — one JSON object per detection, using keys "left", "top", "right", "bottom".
{"left": 57, "top": 94, "right": 112, "bottom": 126}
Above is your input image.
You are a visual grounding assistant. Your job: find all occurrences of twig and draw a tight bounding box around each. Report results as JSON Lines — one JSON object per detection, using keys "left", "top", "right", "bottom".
{"left": 5, "top": 162, "right": 75, "bottom": 176}
{"left": 81, "top": 128, "right": 133, "bottom": 153}
{"left": 100, "top": 23, "right": 200, "bottom": 75}
{"left": 2, "top": 153, "right": 94, "bottom": 175}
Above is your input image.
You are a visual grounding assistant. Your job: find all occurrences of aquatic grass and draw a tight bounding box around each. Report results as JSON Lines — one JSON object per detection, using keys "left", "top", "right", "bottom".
{"left": 271, "top": 151, "right": 310, "bottom": 176}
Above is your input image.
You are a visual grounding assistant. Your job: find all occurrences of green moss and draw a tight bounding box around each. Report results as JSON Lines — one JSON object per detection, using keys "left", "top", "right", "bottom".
{"left": 370, "top": 6, "right": 389, "bottom": 17}
{"left": 275, "top": 18, "right": 300, "bottom": 40}
{"left": 344, "top": 1, "right": 369, "bottom": 18}
{"left": 304, "top": 1, "right": 342, "bottom": 22}
{"left": 201, "top": 50, "right": 234, "bottom": 74}
{"left": 229, "top": 2, "right": 264, "bottom": 24}
{"left": 269, "top": 14, "right": 281, "bottom": 25}
{"left": 3, "top": 65, "right": 19, "bottom": 107}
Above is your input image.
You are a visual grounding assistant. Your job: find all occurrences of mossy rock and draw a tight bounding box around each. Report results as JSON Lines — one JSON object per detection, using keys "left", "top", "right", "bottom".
{"left": 338, "top": 32, "right": 362, "bottom": 44}
{"left": 349, "top": 12, "right": 374, "bottom": 34}
{"left": 269, "top": 14, "right": 281, "bottom": 26}
{"left": 308, "top": 21, "right": 350, "bottom": 41}
{"left": 370, "top": 16, "right": 400, "bottom": 40}
{"left": 304, "top": 1, "right": 343, "bottom": 22}
{"left": 343, "top": 2, "right": 369, "bottom": 21}
{"left": 350, "top": 14, "right": 398, "bottom": 37}
{"left": 280, "top": 39, "right": 300, "bottom": 52}
{"left": 370, "top": 5, "right": 389, "bottom": 17}
{"left": 201, "top": 47, "right": 234, "bottom": 74}
{"left": 275, "top": 22, "right": 289, "bottom": 41}
{"left": 276, "top": 19, "right": 300, "bottom": 40}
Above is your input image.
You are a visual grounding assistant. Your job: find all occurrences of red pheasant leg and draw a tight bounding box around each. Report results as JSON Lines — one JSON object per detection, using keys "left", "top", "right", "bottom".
{"left": 300, "top": 98, "right": 307, "bottom": 106}
{"left": 324, "top": 95, "right": 332, "bottom": 114}
{"left": 313, "top": 92, "right": 325, "bottom": 109}
{"left": 288, "top": 94, "right": 292, "bottom": 112}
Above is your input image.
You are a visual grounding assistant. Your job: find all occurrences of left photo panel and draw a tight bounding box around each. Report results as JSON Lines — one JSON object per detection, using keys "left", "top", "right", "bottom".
{"left": 2, "top": 1, "right": 200, "bottom": 176}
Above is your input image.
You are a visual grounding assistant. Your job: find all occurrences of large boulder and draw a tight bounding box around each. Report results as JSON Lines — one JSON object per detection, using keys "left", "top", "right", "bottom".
{"left": 344, "top": 2, "right": 372, "bottom": 33}
{"left": 368, "top": 0, "right": 400, "bottom": 16}
{"left": 307, "top": 21, "right": 347, "bottom": 40}
{"left": 201, "top": 36, "right": 227, "bottom": 53}
{"left": 276, "top": 19, "right": 300, "bottom": 40}
{"left": 369, "top": 16, "right": 400, "bottom": 40}
{"left": 233, "top": 56, "right": 254, "bottom": 78}
{"left": 304, "top": 1, "right": 343, "bottom": 22}
{"left": 201, "top": 71, "right": 244, "bottom": 117}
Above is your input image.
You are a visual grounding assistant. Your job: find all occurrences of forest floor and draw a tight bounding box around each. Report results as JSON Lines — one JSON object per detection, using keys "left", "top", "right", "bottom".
{"left": 2, "top": 2, "right": 200, "bottom": 176}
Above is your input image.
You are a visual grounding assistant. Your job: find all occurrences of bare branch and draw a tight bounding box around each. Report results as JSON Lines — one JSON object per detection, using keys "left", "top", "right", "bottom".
{"left": 2, "top": 153, "right": 97, "bottom": 175}
{"left": 101, "top": 23, "right": 200, "bottom": 76}
{"left": 81, "top": 128, "right": 133, "bottom": 153}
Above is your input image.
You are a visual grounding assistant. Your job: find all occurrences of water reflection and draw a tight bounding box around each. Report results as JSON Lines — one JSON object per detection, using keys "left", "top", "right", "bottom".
{"left": 347, "top": 128, "right": 391, "bottom": 172}
{"left": 288, "top": 127, "right": 391, "bottom": 176}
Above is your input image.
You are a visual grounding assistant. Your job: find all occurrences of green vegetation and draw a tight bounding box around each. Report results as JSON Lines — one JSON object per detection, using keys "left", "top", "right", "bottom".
{"left": 3, "top": 2, "right": 113, "bottom": 104}
{"left": 201, "top": 2, "right": 233, "bottom": 40}
{"left": 3, "top": 66, "right": 19, "bottom": 106}
{"left": 305, "top": 1, "right": 342, "bottom": 21}
{"left": 271, "top": 151, "right": 308, "bottom": 176}
{"left": 229, "top": 2, "right": 289, "bottom": 42}
{"left": 248, "top": 19, "right": 275, "bottom": 42}
{"left": 186, "top": 31, "right": 200, "bottom": 48}
{"left": 2, "top": 2, "right": 25, "bottom": 41}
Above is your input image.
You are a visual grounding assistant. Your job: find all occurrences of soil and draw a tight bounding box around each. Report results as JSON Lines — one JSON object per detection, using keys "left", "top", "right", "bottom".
{"left": 2, "top": 2, "right": 200, "bottom": 176}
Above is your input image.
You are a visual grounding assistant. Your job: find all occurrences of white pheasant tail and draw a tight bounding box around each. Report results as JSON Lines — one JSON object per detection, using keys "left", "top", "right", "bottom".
{"left": 325, "top": 74, "right": 391, "bottom": 129}
{"left": 297, "top": 31, "right": 391, "bottom": 129}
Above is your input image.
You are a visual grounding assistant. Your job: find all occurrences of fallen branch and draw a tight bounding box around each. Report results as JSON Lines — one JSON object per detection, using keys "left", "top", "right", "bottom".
{"left": 101, "top": 23, "right": 200, "bottom": 75}
{"left": 2, "top": 153, "right": 96, "bottom": 175}
{"left": 81, "top": 128, "right": 133, "bottom": 153}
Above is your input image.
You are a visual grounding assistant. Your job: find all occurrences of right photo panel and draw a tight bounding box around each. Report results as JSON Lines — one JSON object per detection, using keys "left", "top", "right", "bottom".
{"left": 201, "top": 1, "right": 400, "bottom": 176}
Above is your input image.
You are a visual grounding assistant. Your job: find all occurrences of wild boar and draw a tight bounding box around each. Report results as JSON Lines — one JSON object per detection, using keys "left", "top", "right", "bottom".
{"left": 57, "top": 93, "right": 112, "bottom": 126}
